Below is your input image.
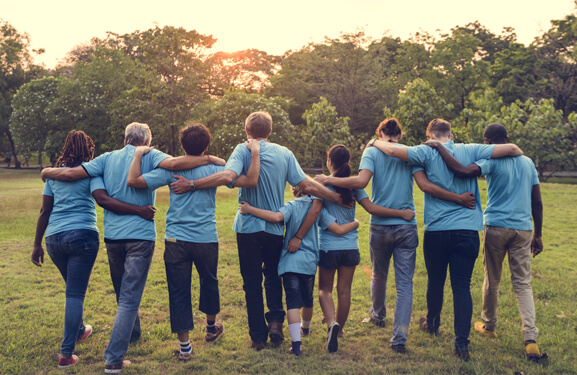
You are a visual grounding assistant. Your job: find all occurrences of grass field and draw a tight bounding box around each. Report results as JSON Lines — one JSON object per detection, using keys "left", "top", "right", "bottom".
{"left": 1, "top": 167, "right": 576, "bottom": 374}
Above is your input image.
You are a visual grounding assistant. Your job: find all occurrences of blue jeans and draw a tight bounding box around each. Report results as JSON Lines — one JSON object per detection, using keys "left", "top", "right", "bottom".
{"left": 45, "top": 229, "right": 99, "bottom": 356}
{"left": 369, "top": 225, "right": 417, "bottom": 346}
{"left": 282, "top": 272, "right": 315, "bottom": 310}
{"left": 164, "top": 240, "right": 220, "bottom": 333}
{"left": 104, "top": 240, "right": 154, "bottom": 366}
{"left": 423, "top": 230, "right": 479, "bottom": 350}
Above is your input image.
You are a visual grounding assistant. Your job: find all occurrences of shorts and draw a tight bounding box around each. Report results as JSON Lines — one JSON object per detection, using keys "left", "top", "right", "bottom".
{"left": 318, "top": 249, "right": 360, "bottom": 270}
{"left": 282, "top": 272, "right": 315, "bottom": 310}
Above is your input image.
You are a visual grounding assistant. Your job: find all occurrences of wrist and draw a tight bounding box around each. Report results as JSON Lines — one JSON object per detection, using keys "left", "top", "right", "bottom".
{"left": 295, "top": 235, "right": 303, "bottom": 240}
{"left": 189, "top": 179, "right": 196, "bottom": 191}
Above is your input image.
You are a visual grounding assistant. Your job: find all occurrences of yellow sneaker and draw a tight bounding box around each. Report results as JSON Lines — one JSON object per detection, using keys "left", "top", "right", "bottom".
{"left": 524, "top": 341, "right": 541, "bottom": 361}
{"left": 474, "top": 321, "right": 498, "bottom": 338}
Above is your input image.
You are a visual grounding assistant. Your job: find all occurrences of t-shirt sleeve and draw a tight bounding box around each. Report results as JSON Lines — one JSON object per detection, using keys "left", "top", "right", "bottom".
{"left": 358, "top": 148, "right": 374, "bottom": 173}
{"left": 277, "top": 202, "right": 292, "bottom": 225}
{"left": 473, "top": 144, "right": 495, "bottom": 160}
{"left": 42, "top": 181, "right": 53, "bottom": 197}
{"left": 286, "top": 151, "right": 308, "bottom": 186}
{"left": 353, "top": 188, "right": 369, "bottom": 202}
{"left": 150, "top": 149, "right": 171, "bottom": 168}
{"left": 407, "top": 145, "right": 428, "bottom": 167}
{"left": 318, "top": 207, "right": 336, "bottom": 230}
{"left": 225, "top": 144, "right": 247, "bottom": 177}
{"left": 529, "top": 160, "right": 540, "bottom": 185}
{"left": 82, "top": 154, "right": 106, "bottom": 177}
{"left": 89, "top": 176, "right": 106, "bottom": 193}
{"left": 474, "top": 158, "right": 492, "bottom": 177}
{"left": 143, "top": 168, "right": 173, "bottom": 190}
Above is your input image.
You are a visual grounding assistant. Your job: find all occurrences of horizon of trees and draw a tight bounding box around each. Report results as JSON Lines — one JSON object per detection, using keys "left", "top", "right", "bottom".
{"left": 2, "top": 5, "right": 577, "bottom": 179}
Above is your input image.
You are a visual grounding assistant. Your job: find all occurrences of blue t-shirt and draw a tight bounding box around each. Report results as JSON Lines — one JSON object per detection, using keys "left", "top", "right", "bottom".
{"left": 277, "top": 197, "right": 334, "bottom": 276}
{"left": 360, "top": 145, "right": 417, "bottom": 226}
{"left": 225, "top": 140, "right": 308, "bottom": 235}
{"left": 42, "top": 170, "right": 104, "bottom": 237}
{"left": 315, "top": 186, "right": 369, "bottom": 250}
{"left": 407, "top": 141, "right": 495, "bottom": 231}
{"left": 142, "top": 165, "right": 225, "bottom": 243}
{"left": 475, "top": 156, "right": 539, "bottom": 231}
{"left": 82, "top": 145, "right": 170, "bottom": 241}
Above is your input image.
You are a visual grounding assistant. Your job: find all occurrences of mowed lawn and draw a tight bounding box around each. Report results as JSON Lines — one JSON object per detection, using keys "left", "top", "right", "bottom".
{"left": 0, "top": 167, "right": 576, "bottom": 375}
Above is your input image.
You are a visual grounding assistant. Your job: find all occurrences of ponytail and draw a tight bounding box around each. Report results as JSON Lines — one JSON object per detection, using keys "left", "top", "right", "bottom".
{"left": 327, "top": 144, "right": 354, "bottom": 206}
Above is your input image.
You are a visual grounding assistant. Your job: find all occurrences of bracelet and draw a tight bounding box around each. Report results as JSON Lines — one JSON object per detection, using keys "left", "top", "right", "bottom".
{"left": 295, "top": 235, "right": 302, "bottom": 240}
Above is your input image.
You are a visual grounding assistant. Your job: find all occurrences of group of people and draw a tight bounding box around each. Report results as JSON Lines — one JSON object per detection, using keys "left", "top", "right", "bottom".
{"left": 31, "top": 111, "right": 544, "bottom": 372}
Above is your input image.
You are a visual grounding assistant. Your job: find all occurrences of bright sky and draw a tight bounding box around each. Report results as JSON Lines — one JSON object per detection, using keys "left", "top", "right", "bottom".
{"left": 2, "top": 0, "right": 576, "bottom": 68}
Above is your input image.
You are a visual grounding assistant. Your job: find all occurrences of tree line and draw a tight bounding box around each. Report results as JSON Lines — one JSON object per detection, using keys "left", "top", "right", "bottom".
{"left": 2, "top": 8, "right": 577, "bottom": 178}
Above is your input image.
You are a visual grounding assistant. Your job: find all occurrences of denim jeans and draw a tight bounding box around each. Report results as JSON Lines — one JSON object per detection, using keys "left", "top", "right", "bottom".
{"left": 236, "top": 232, "right": 285, "bottom": 343}
{"left": 423, "top": 230, "right": 479, "bottom": 350}
{"left": 282, "top": 272, "right": 315, "bottom": 310}
{"left": 369, "top": 224, "right": 418, "bottom": 346}
{"left": 104, "top": 240, "right": 155, "bottom": 366}
{"left": 45, "top": 229, "right": 99, "bottom": 356}
{"left": 164, "top": 240, "right": 220, "bottom": 333}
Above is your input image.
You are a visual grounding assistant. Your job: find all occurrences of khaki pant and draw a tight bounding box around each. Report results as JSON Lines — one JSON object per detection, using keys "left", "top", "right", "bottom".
{"left": 481, "top": 226, "right": 538, "bottom": 342}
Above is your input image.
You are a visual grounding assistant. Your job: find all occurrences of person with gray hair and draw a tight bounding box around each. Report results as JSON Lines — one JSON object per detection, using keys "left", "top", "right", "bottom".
{"left": 41, "top": 122, "right": 224, "bottom": 373}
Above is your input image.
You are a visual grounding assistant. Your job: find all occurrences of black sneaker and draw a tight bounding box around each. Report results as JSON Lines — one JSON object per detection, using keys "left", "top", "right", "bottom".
{"left": 301, "top": 327, "right": 310, "bottom": 336}
{"left": 326, "top": 322, "right": 340, "bottom": 353}
{"left": 391, "top": 344, "right": 406, "bottom": 354}
{"left": 289, "top": 341, "right": 302, "bottom": 357}
{"left": 455, "top": 347, "right": 470, "bottom": 362}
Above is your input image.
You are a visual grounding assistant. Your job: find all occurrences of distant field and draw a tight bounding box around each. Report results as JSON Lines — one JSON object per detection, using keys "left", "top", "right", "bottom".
{"left": 0, "top": 168, "right": 576, "bottom": 374}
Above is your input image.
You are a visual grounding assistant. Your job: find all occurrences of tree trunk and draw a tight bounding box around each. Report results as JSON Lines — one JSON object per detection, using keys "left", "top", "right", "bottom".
{"left": 38, "top": 150, "right": 43, "bottom": 168}
{"left": 6, "top": 131, "right": 20, "bottom": 169}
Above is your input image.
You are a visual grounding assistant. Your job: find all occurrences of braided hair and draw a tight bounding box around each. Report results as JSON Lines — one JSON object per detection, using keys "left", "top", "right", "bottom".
{"left": 327, "top": 144, "right": 354, "bottom": 206}
{"left": 55, "top": 130, "right": 95, "bottom": 168}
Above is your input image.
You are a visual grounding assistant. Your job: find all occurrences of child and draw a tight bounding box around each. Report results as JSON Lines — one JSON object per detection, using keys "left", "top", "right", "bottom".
{"left": 239, "top": 186, "right": 359, "bottom": 357}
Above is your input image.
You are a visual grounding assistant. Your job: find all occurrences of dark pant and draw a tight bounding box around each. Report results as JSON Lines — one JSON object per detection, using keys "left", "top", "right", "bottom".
{"left": 237, "top": 232, "right": 285, "bottom": 343}
{"left": 45, "top": 229, "right": 99, "bottom": 356}
{"left": 164, "top": 240, "right": 220, "bottom": 333}
{"left": 423, "top": 230, "right": 479, "bottom": 350}
{"left": 282, "top": 272, "right": 315, "bottom": 310}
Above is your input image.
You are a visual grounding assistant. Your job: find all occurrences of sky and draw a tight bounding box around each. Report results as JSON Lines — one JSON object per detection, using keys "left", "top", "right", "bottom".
{"left": 2, "top": 0, "right": 576, "bottom": 68}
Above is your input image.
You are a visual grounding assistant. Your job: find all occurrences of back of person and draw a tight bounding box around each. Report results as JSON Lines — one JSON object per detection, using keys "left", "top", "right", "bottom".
{"left": 409, "top": 141, "right": 493, "bottom": 231}
{"left": 228, "top": 141, "right": 306, "bottom": 236}
{"left": 477, "top": 155, "right": 538, "bottom": 231}
{"left": 361, "top": 145, "right": 416, "bottom": 226}
{"left": 82, "top": 145, "right": 168, "bottom": 240}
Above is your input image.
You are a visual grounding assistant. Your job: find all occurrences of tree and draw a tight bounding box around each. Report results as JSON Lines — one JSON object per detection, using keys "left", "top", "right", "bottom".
{"left": 301, "top": 97, "right": 351, "bottom": 171}
{"left": 459, "top": 88, "right": 504, "bottom": 143}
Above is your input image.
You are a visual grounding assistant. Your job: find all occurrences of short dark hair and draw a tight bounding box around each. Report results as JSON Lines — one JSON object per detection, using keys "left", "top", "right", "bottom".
{"left": 376, "top": 118, "right": 403, "bottom": 139}
{"left": 245, "top": 111, "right": 272, "bottom": 139}
{"left": 483, "top": 123, "right": 509, "bottom": 144}
{"left": 426, "top": 118, "right": 451, "bottom": 138}
{"left": 180, "top": 122, "right": 212, "bottom": 156}
{"left": 291, "top": 185, "right": 309, "bottom": 198}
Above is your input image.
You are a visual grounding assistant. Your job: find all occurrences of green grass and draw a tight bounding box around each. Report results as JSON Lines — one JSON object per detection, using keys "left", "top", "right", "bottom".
{"left": 1, "top": 168, "right": 576, "bottom": 374}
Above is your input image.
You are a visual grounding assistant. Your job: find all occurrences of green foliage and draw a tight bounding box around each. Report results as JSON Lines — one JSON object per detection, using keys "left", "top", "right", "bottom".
{"left": 458, "top": 88, "right": 504, "bottom": 143}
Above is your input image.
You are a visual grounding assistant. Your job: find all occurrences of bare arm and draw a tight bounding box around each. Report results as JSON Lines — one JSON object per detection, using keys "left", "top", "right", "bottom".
{"left": 327, "top": 219, "right": 360, "bottom": 235}
{"left": 424, "top": 141, "right": 481, "bottom": 178}
{"left": 357, "top": 197, "right": 415, "bottom": 222}
{"left": 158, "top": 154, "right": 226, "bottom": 170}
{"left": 491, "top": 144, "right": 523, "bottom": 158}
{"left": 127, "top": 146, "right": 151, "bottom": 188}
{"left": 286, "top": 199, "right": 322, "bottom": 253}
{"left": 315, "top": 169, "right": 373, "bottom": 189}
{"left": 413, "top": 170, "right": 476, "bottom": 209}
{"left": 233, "top": 140, "right": 261, "bottom": 187}
{"left": 531, "top": 184, "right": 543, "bottom": 258}
{"left": 32, "top": 195, "right": 53, "bottom": 267}
{"left": 297, "top": 178, "right": 343, "bottom": 205}
{"left": 41, "top": 166, "right": 88, "bottom": 182}
{"left": 371, "top": 140, "right": 409, "bottom": 161}
{"left": 239, "top": 201, "right": 284, "bottom": 223}
{"left": 92, "top": 190, "right": 156, "bottom": 221}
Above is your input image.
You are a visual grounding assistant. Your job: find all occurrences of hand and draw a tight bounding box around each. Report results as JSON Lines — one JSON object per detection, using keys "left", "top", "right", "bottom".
{"left": 287, "top": 237, "right": 301, "bottom": 253}
{"left": 458, "top": 192, "right": 476, "bottom": 209}
{"left": 135, "top": 146, "right": 153, "bottom": 155}
{"left": 401, "top": 209, "right": 415, "bottom": 222}
{"left": 239, "top": 201, "right": 252, "bottom": 214}
{"left": 31, "top": 245, "right": 44, "bottom": 267}
{"left": 170, "top": 175, "right": 192, "bottom": 194}
{"left": 245, "top": 139, "right": 261, "bottom": 153}
{"left": 314, "top": 174, "right": 329, "bottom": 185}
{"left": 208, "top": 156, "right": 226, "bottom": 166}
{"left": 531, "top": 236, "right": 543, "bottom": 258}
{"left": 40, "top": 168, "right": 52, "bottom": 182}
{"left": 138, "top": 205, "right": 156, "bottom": 221}
{"left": 423, "top": 140, "right": 442, "bottom": 150}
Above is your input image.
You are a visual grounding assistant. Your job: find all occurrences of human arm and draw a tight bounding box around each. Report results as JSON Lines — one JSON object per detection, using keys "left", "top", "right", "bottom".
{"left": 297, "top": 178, "right": 345, "bottom": 206}
{"left": 424, "top": 140, "right": 482, "bottom": 178}
{"left": 531, "top": 184, "right": 543, "bottom": 258}
{"left": 239, "top": 201, "right": 284, "bottom": 223}
{"left": 232, "top": 139, "right": 261, "bottom": 187}
{"left": 127, "top": 146, "right": 152, "bottom": 188}
{"left": 491, "top": 144, "right": 523, "bottom": 158}
{"left": 92, "top": 190, "right": 156, "bottom": 221}
{"left": 286, "top": 199, "right": 322, "bottom": 253}
{"left": 157, "top": 154, "right": 226, "bottom": 170}
{"left": 41, "top": 166, "right": 88, "bottom": 182}
{"left": 413, "top": 170, "right": 476, "bottom": 209}
{"left": 32, "top": 195, "right": 53, "bottom": 267}
{"left": 371, "top": 140, "right": 409, "bottom": 161}
{"left": 315, "top": 169, "right": 373, "bottom": 189}
{"left": 357, "top": 197, "right": 415, "bottom": 222}
{"left": 327, "top": 219, "right": 360, "bottom": 235}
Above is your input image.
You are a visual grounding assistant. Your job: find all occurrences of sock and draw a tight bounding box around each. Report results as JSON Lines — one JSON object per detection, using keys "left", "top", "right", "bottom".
{"left": 206, "top": 320, "right": 216, "bottom": 334}
{"left": 289, "top": 323, "right": 301, "bottom": 342}
{"left": 301, "top": 320, "right": 311, "bottom": 329}
{"left": 180, "top": 341, "right": 192, "bottom": 354}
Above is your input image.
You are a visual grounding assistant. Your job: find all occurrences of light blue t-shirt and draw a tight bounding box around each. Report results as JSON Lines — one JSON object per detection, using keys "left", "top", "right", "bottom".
{"left": 277, "top": 197, "right": 335, "bottom": 276}
{"left": 360, "top": 145, "right": 417, "bottom": 226}
{"left": 315, "top": 186, "right": 369, "bottom": 250}
{"left": 475, "top": 156, "right": 539, "bottom": 231}
{"left": 225, "top": 140, "right": 308, "bottom": 236}
{"left": 42, "top": 171, "right": 104, "bottom": 237}
{"left": 142, "top": 165, "right": 225, "bottom": 243}
{"left": 82, "top": 145, "right": 170, "bottom": 241}
{"left": 407, "top": 141, "right": 495, "bottom": 231}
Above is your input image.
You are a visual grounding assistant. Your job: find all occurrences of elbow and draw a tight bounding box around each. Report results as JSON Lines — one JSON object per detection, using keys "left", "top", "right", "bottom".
{"left": 127, "top": 179, "right": 138, "bottom": 188}
{"left": 298, "top": 179, "right": 314, "bottom": 194}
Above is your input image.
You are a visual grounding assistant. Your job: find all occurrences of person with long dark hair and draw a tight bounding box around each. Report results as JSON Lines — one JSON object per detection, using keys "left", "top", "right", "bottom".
{"left": 32, "top": 130, "right": 155, "bottom": 369}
